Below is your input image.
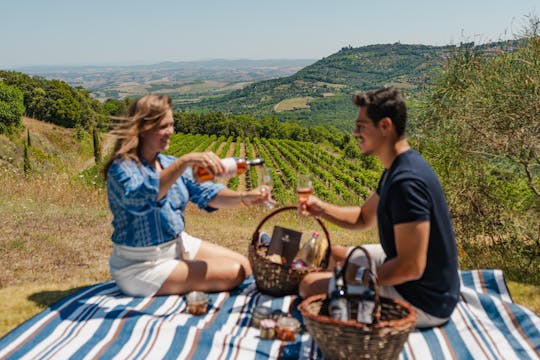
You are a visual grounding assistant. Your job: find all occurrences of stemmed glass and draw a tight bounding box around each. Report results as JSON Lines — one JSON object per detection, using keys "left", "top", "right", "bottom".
{"left": 296, "top": 174, "right": 314, "bottom": 203}
{"left": 259, "top": 166, "right": 275, "bottom": 208}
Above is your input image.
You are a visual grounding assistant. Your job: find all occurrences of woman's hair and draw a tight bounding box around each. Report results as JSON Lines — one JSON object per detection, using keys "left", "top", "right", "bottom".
{"left": 352, "top": 87, "right": 407, "bottom": 137}
{"left": 102, "top": 95, "right": 172, "bottom": 177}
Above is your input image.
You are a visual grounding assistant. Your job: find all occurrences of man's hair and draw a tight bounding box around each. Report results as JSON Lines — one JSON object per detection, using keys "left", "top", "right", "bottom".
{"left": 352, "top": 87, "right": 407, "bottom": 137}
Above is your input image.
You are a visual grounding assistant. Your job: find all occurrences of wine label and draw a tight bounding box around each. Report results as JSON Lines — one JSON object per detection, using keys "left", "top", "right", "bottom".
{"left": 357, "top": 300, "right": 375, "bottom": 324}
{"left": 221, "top": 158, "right": 238, "bottom": 177}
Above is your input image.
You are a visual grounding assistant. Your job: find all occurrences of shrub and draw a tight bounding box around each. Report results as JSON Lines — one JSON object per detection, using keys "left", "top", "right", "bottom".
{"left": 0, "top": 81, "right": 25, "bottom": 134}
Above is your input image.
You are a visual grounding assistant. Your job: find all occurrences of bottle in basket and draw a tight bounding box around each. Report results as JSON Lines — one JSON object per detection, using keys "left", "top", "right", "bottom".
{"left": 292, "top": 232, "right": 319, "bottom": 268}
{"left": 354, "top": 267, "right": 376, "bottom": 324}
{"left": 329, "top": 264, "right": 349, "bottom": 321}
{"left": 193, "top": 157, "right": 264, "bottom": 182}
{"left": 305, "top": 232, "right": 320, "bottom": 266}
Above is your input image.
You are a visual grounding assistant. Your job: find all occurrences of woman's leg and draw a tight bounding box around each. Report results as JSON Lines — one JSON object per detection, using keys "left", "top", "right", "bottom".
{"left": 155, "top": 240, "right": 251, "bottom": 296}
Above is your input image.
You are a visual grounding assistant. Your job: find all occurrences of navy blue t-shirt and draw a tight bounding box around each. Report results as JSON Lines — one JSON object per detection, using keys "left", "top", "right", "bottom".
{"left": 376, "top": 149, "right": 459, "bottom": 318}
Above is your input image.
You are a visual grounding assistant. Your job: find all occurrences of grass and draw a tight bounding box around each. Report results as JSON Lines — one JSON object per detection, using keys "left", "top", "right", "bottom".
{"left": 273, "top": 97, "right": 312, "bottom": 112}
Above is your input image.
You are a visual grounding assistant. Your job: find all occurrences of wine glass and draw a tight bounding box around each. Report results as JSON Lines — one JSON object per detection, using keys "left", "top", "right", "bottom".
{"left": 296, "top": 174, "right": 314, "bottom": 203}
{"left": 259, "top": 166, "right": 275, "bottom": 208}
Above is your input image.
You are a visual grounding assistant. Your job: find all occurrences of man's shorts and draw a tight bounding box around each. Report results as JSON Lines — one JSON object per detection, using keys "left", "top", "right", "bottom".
{"left": 329, "top": 244, "right": 449, "bottom": 328}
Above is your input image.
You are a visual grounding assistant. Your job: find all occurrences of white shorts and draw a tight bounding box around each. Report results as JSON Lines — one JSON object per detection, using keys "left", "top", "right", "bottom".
{"left": 109, "top": 232, "right": 202, "bottom": 297}
{"left": 329, "top": 244, "right": 449, "bottom": 328}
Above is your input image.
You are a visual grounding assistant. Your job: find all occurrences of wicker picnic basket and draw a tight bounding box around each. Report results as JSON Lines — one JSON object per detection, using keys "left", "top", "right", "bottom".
{"left": 298, "top": 246, "right": 416, "bottom": 360}
{"left": 248, "top": 205, "right": 331, "bottom": 297}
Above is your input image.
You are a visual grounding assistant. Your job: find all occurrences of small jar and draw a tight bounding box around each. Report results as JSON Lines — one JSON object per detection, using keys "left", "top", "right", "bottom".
{"left": 259, "top": 319, "right": 276, "bottom": 340}
{"left": 276, "top": 316, "right": 301, "bottom": 341}
{"left": 186, "top": 291, "right": 209, "bottom": 316}
{"left": 251, "top": 305, "right": 273, "bottom": 328}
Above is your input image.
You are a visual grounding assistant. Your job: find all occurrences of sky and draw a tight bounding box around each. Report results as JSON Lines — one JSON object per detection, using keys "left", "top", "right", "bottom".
{"left": 1, "top": 0, "right": 538, "bottom": 68}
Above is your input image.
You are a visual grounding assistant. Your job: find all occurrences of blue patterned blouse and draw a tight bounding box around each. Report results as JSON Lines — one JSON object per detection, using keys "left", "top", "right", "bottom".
{"left": 106, "top": 153, "right": 225, "bottom": 247}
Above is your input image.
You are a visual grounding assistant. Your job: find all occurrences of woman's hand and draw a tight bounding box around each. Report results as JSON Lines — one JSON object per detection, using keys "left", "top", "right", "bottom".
{"left": 241, "top": 186, "right": 277, "bottom": 207}
{"left": 180, "top": 152, "right": 225, "bottom": 177}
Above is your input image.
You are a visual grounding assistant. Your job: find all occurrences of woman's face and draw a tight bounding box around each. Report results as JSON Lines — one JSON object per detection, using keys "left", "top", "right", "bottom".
{"left": 140, "top": 110, "right": 174, "bottom": 155}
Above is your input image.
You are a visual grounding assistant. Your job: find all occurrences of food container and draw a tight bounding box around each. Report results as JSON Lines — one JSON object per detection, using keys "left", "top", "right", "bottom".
{"left": 259, "top": 319, "right": 276, "bottom": 340}
{"left": 276, "top": 316, "right": 301, "bottom": 341}
{"left": 272, "top": 309, "right": 285, "bottom": 321}
{"left": 186, "top": 291, "right": 209, "bottom": 316}
{"left": 251, "top": 305, "right": 273, "bottom": 328}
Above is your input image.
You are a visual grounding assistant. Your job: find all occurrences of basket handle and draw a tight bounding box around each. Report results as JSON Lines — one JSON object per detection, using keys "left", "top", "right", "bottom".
{"left": 341, "top": 245, "right": 382, "bottom": 323}
{"left": 251, "top": 205, "right": 332, "bottom": 269}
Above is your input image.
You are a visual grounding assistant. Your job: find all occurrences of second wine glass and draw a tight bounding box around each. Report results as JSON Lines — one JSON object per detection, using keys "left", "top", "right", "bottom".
{"left": 259, "top": 166, "right": 275, "bottom": 208}
{"left": 296, "top": 174, "right": 314, "bottom": 203}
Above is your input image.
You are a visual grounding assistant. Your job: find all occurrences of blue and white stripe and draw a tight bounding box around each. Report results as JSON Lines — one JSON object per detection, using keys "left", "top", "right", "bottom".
{"left": 0, "top": 270, "right": 538, "bottom": 360}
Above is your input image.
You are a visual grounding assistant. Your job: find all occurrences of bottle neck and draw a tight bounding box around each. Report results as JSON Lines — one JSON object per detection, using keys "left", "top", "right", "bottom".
{"left": 246, "top": 158, "right": 264, "bottom": 166}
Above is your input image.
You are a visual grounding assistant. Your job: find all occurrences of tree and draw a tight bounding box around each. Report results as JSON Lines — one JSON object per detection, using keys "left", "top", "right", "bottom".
{"left": 0, "top": 81, "right": 25, "bottom": 133}
{"left": 93, "top": 126, "right": 102, "bottom": 163}
{"left": 24, "top": 130, "right": 31, "bottom": 176}
{"left": 416, "top": 22, "right": 539, "bottom": 282}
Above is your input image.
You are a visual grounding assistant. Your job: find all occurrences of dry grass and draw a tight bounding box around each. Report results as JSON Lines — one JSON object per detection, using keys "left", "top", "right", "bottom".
{"left": 273, "top": 97, "right": 312, "bottom": 112}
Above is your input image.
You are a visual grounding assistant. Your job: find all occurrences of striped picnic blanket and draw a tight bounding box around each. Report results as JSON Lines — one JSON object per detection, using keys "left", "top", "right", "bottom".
{"left": 0, "top": 270, "right": 538, "bottom": 359}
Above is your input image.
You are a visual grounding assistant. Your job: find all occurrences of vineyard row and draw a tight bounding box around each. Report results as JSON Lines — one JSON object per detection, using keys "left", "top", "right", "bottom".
{"left": 166, "top": 133, "right": 379, "bottom": 205}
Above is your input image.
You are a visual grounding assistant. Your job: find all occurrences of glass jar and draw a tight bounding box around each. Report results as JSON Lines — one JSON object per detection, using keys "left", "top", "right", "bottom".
{"left": 186, "top": 291, "right": 209, "bottom": 316}
{"left": 251, "top": 305, "right": 273, "bottom": 328}
{"left": 276, "top": 316, "right": 301, "bottom": 341}
{"left": 259, "top": 319, "right": 276, "bottom": 340}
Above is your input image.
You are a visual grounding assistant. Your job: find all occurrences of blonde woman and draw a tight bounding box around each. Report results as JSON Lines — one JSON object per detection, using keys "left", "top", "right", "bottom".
{"left": 103, "top": 95, "right": 274, "bottom": 297}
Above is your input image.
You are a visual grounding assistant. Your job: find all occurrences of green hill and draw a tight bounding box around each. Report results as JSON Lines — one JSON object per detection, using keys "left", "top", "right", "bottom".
{"left": 181, "top": 41, "right": 519, "bottom": 131}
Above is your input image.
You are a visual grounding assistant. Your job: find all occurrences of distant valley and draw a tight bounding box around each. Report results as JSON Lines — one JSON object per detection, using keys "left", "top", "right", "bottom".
{"left": 17, "top": 59, "right": 315, "bottom": 102}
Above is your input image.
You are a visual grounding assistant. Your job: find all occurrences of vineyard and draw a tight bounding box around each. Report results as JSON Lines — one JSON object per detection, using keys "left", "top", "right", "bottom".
{"left": 165, "top": 133, "right": 381, "bottom": 206}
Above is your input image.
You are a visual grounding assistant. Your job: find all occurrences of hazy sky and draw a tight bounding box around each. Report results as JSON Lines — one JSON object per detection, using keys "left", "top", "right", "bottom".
{"left": 1, "top": 0, "right": 538, "bottom": 68}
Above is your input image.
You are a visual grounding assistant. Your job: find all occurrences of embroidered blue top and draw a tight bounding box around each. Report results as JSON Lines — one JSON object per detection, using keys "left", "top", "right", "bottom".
{"left": 106, "top": 153, "right": 225, "bottom": 247}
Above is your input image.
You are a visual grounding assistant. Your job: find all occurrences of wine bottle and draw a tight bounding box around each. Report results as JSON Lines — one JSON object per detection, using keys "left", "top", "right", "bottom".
{"left": 329, "top": 264, "right": 349, "bottom": 321}
{"left": 355, "top": 268, "right": 375, "bottom": 324}
{"left": 193, "top": 157, "right": 264, "bottom": 182}
{"left": 305, "top": 232, "right": 320, "bottom": 266}
{"left": 293, "top": 232, "right": 319, "bottom": 268}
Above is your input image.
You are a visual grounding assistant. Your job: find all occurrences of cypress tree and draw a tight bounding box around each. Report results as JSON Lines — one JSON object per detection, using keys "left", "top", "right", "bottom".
{"left": 23, "top": 143, "right": 31, "bottom": 176}
{"left": 93, "top": 126, "right": 101, "bottom": 163}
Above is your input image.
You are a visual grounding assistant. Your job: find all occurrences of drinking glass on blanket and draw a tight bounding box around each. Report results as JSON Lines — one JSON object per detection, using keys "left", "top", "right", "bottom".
{"left": 186, "top": 291, "right": 209, "bottom": 315}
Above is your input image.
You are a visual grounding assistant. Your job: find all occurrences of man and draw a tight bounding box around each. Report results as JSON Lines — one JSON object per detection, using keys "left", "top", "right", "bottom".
{"left": 298, "top": 87, "right": 459, "bottom": 328}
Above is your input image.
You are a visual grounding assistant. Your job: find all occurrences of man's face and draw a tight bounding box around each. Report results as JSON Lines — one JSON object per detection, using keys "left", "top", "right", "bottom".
{"left": 352, "top": 107, "right": 383, "bottom": 155}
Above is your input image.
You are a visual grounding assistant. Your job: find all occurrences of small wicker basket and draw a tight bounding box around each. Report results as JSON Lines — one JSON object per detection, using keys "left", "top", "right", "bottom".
{"left": 248, "top": 205, "right": 331, "bottom": 297}
{"left": 298, "top": 246, "right": 416, "bottom": 360}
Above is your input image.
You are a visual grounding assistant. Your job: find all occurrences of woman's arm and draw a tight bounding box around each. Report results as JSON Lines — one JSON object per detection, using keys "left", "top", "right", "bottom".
{"left": 208, "top": 186, "right": 274, "bottom": 209}
{"left": 159, "top": 152, "right": 224, "bottom": 200}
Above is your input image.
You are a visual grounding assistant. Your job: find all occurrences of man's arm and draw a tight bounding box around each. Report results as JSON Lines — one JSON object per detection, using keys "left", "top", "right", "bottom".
{"left": 376, "top": 220, "right": 430, "bottom": 286}
{"left": 301, "top": 193, "right": 379, "bottom": 230}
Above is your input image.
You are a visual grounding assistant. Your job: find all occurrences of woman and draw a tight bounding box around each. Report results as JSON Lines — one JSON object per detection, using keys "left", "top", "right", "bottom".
{"left": 103, "top": 94, "right": 274, "bottom": 297}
